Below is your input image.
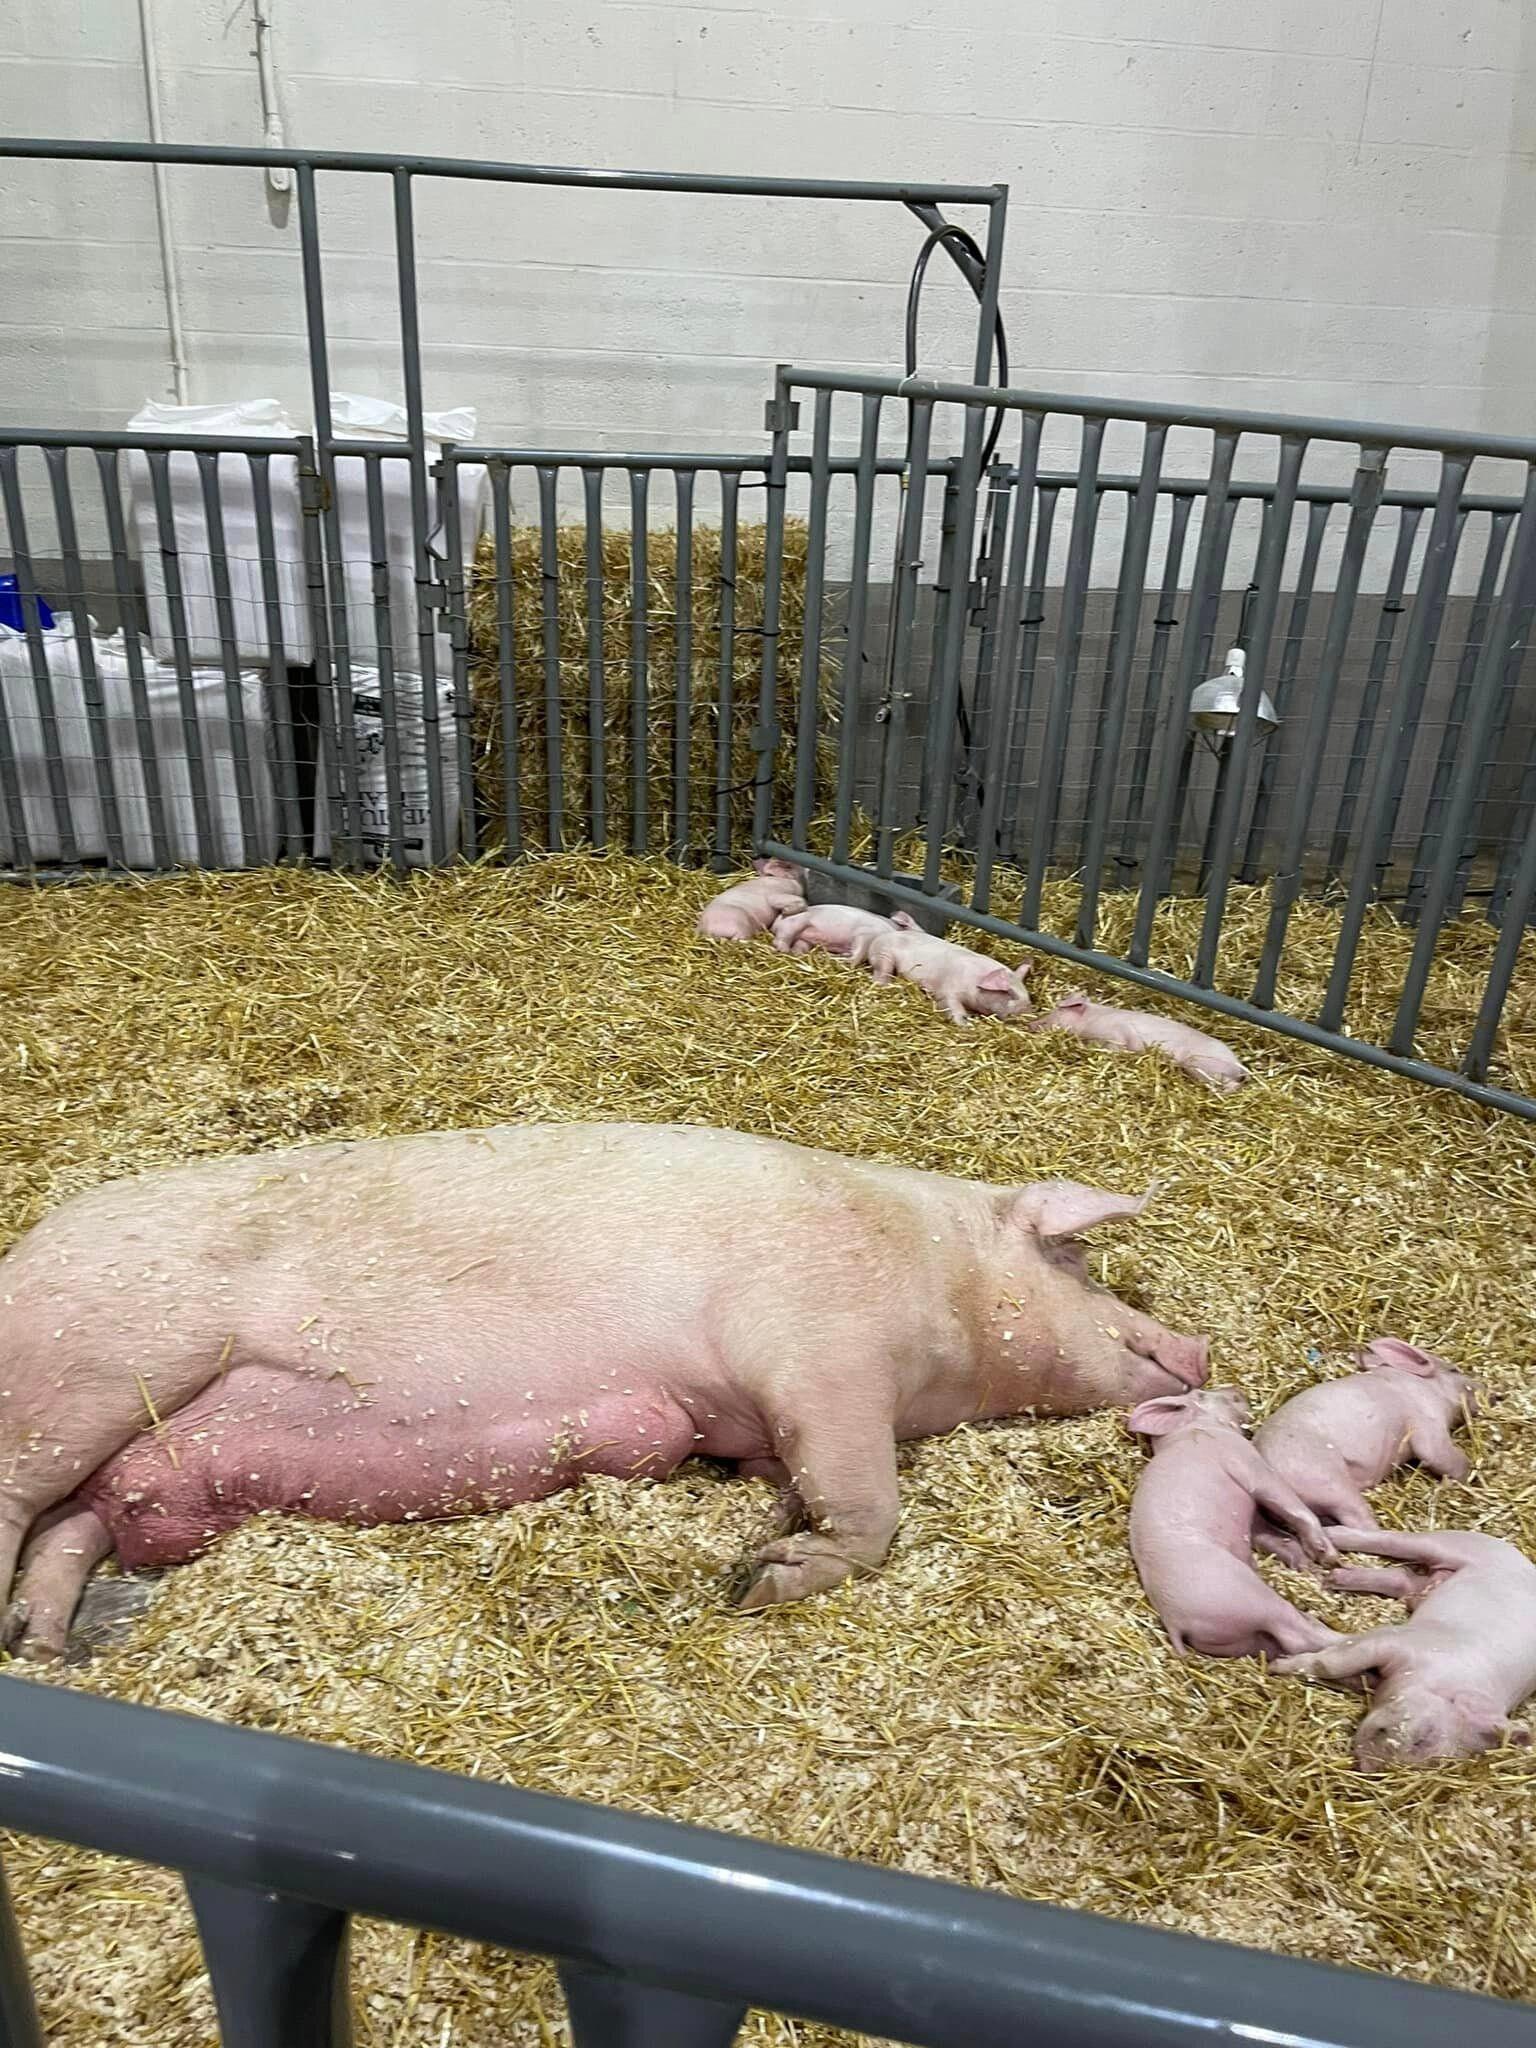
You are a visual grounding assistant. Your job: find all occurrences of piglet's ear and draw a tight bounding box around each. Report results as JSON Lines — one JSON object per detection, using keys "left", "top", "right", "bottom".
{"left": 1358, "top": 1338, "right": 1442, "bottom": 1378}
{"left": 1014, "top": 1178, "right": 1150, "bottom": 1241}
{"left": 1127, "top": 1395, "right": 1191, "bottom": 1438}
{"left": 890, "top": 910, "right": 917, "bottom": 930}
{"left": 978, "top": 968, "right": 1018, "bottom": 994}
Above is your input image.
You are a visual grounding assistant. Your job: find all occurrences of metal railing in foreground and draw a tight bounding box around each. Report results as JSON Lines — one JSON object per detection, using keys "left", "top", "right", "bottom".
{"left": 0, "top": 1674, "right": 1525, "bottom": 2048}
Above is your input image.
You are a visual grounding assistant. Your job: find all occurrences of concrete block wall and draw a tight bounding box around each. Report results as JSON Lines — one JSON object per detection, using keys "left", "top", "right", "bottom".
{"left": 2, "top": 0, "right": 1532, "bottom": 455}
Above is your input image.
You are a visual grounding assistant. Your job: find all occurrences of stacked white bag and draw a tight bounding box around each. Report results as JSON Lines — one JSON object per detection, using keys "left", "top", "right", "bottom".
{"left": 0, "top": 620, "right": 278, "bottom": 869}
{"left": 119, "top": 394, "right": 489, "bottom": 866}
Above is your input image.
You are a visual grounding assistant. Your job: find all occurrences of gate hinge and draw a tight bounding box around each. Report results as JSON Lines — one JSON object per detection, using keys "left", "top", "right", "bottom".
{"left": 763, "top": 397, "right": 801, "bottom": 435}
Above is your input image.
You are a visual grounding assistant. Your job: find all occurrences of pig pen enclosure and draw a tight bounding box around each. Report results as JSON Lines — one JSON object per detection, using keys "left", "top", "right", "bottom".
{"left": 1, "top": 134, "right": 1536, "bottom": 2048}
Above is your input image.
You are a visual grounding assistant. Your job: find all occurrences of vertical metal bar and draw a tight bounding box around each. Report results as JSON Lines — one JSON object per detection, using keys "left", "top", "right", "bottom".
{"left": 791, "top": 388, "right": 833, "bottom": 847}
{"left": 1129, "top": 429, "right": 1240, "bottom": 965}
{"left": 0, "top": 447, "right": 75, "bottom": 864}
{"left": 295, "top": 162, "right": 361, "bottom": 868}
{"left": 437, "top": 451, "right": 479, "bottom": 859}
{"left": 1072, "top": 485, "right": 1132, "bottom": 867}
{"left": 196, "top": 450, "right": 261, "bottom": 867}
{"left": 671, "top": 468, "right": 696, "bottom": 860}
{"left": 1403, "top": 510, "right": 1511, "bottom": 913}
{"left": 582, "top": 465, "right": 608, "bottom": 849}
{"left": 295, "top": 435, "right": 346, "bottom": 866}
{"left": 1192, "top": 434, "right": 1306, "bottom": 987}
{"left": 1464, "top": 789, "right": 1536, "bottom": 1082}
{"left": 1319, "top": 453, "right": 1471, "bottom": 1034}
{"left": 1327, "top": 504, "right": 1421, "bottom": 879}
{"left": 971, "top": 190, "right": 1007, "bottom": 385}
{"left": 96, "top": 447, "right": 172, "bottom": 869}
{"left": 1194, "top": 497, "right": 1241, "bottom": 685}
{"left": 392, "top": 168, "right": 447, "bottom": 866}
{"left": 972, "top": 411, "right": 1042, "bottom": 914}
{"left": 1390, "top": 467, "right": 1536, "bottom": 1056}
{"left": 712, "top": 471, "right": 741, "bottom": 865}
{"left": 1002, "top": 482, "right": 1059, "bottom": 861}
{"left": 560, "top": 1965, "right": 745, "bottom": 2048}
{"left": 46, "top": 445, "right": 125, "bottom": 866}
{"left": 248, "top": 453, "right": 305, "bottom": 861}
{"left": 1020, "top": 415, "right": 1105, "bottom": 926}
{"left": 1074, "top": 425, "right": 1168, "bottom": 947}
{"left": 488, "top": 461, "right": 521, "bottom": 859}
{"left": 1252, "top": 451, "right": 1387, "bottom": 1007}
{"left": 1119, "top": 493, "right": 1193, "bottom": 864}
{"left": 630, "top": 467, "right": 652, "bottom": 853}
{"left": 364, "top": 453, "right": 407, "bottom": 872}
{"left": 831, "top": 395, "right": 881, "bottom": 866}
{"left": 186, "top": 1877, "right": 352, "bottom": 2048}
{"left": 962, "top": 469, "right": 1012, "bottom": 845}
{"left": 1240, "top": 496, "right": 1331, "bottom": 882}
{"left": 536, "top": 463, "right": 564, "bottom": 851}
{"left": 873, "top": 396, "right": 934, "bottom": 878}
{"left": 916, "top": 467, "right": 961, "bottom": 828}
{"left": 922, "top": 400, "right": 991, "bottom": 895}
{"left": 0, "top": 1854, "right": 43, "bottom": 2048}
{"left": 753, "top": 378, "right": 793, "bottom": 849}
{"left": 1448, "top": 520, "right": 1536, "bottom": 924}
{"left": 146, "top": 449, "right": 217, "bottom": 865}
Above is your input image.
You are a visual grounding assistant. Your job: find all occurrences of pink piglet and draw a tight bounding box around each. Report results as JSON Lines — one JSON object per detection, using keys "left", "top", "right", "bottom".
{"left": 697, "top": 859, "right": 805, "bottom": 941}
{"left": 1036, "top": 993, "right": 1248, "bottom": 1091}
{"left": 772, "top": 904, "right": 894, "bottom": 961}
{"left": 862, "top": 912, "right": 1031, "bottom": 1024}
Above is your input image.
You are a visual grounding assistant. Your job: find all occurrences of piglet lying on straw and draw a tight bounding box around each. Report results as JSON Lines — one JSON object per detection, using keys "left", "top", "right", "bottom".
{"left": 772, "top": 904, "right": 893, "bottom": 961}
{"left": 1034, "top": 993, "right": 1249, "bottom": 1091}
{"left": 1128, "top": 1387, "right": 1338, "bottom": 1660}
{"left": 1276, "top": 1528, "right": 1536, "bottom": 1770}
{"left": 697, "top": 858, "right": 805, "bottom": 940}
{"left": 862, "top": 912, "right": 1032, "bottom": 1024}
{"left": 1251, "top": 1339, "right": 1481, "bottom": 1567}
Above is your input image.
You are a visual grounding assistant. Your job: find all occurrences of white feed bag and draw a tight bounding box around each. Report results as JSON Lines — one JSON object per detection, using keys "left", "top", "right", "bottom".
{"left": 0, "top": 621, "right": 278, "bottom": 869}
{"left": 313, "top": 661, "right": 461, "bottom": 868}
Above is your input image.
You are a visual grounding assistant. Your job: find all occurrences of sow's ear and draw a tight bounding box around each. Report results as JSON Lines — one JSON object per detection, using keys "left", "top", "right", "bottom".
{"left": 1127, "top": 1395, "right": 1192, "bottom": 1438}
{"left": 1358, "top": 1337, "right": 1443, "bottom": 1378}
{"left": 1014, "top": 1178, "right": 1151, "bottom": 1242}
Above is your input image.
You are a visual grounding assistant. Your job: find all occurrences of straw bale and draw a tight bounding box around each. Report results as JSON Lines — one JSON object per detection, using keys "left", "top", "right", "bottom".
{"left": 465, "top": 519, "right": 836, "bottom": 858}
{"left": 0, "top": 855, "right": 1533, "bottom": 2048}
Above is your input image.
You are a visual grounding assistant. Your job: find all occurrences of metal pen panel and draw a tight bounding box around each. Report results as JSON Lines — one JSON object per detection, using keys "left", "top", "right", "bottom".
{"left": 1389, "top": 468, "right": 1536, "bottom": 1057}
{"left": 1327, "top": 504, "right": 1421, "bottom": 880}
{"left": 536, "top": 465, "right": 565, "bottom": 851}
{"left": 1075, "top": 424, "right": 1167, "bottom": 948}
{"left": 145, "top": 448, "right": 217, "bottom": 866}
{"left": 561, "top": 1966, "right": 747, "bottom": 2048}
{"left": 1119, "top": 494, "right": 1194, "bottom": 866}
{"left": 1252, "top": 451, "right": 1386, "bottom": 1009}
{"left": 295, "top": 163, "right": 361, "bottom": 868}
{"left": 1465, "top": 802, "right": 1536, "bottom": 1084}
{"left": 1130, "top": 430, "right": 1240, "bottom": 966}
{"left": 247, "top": 452, "right": 305, "bottom": 861}
{"left": 712, "top": 470, "right": 742, "bottom": 865}
{"left": 792, "top": 390, "right": 833, "bottom": 848}
{"left": 1021, "top": 415, "right": 1105, "bottom": 927}
{"left": 392, "top": 168, "right": 447, "bottom": 867}
{"left": 972, "top": 412, "right": 1042, "bottom": 914}
{"left": 1192, "top": 433, "right": 1305, "bottom": 988}
{"left": 437, "top": 454, "right": 479, "bottom": 860}
{"left": 44, "top": 445, "right": 125, "bottom": 866}
{"left": 363, "top": 453, "right": 408, "bottom": 872}
{"left": 1319, "top": 454, "right": 1471, "bottom": 1036}
{"left": 195, "top": 451, "right": 262, "bottom": 868}
{"left": 486, "top": 462, "right": 522, "bottom": 859}
{"left": 0, "top": 447, "right": 75, "bottom": 864}
{"left": 1240, "top": 495, "right": 1331, "bottom": 883}
{"left": 186, "top": 1878, "right": 353, "bottom": 2048}
{"left": 630, "top": 468, "right": 652, "bottom": 854}
{"left": 583, "top": 466, "right": 609, "bottom": 848}
{"left": 672, "top": 468, "right": 696, "bottom": 860}
{"left": 95, "top": 446, "right": 173, "bottom": 870}
{"left": 872, "top": 396, "right": 934, "bottom": 878}
{"left": 1452, "top": 523, "right": 1536, "bottom": 925}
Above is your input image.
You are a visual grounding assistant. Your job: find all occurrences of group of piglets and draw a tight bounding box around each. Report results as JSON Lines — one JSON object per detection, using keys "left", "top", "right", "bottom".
{"left": 1127, "top": 1340, "right": 1536, "bottom": 1770}
{"left": 698, "top": 860, "right": 1249, "bottom": 1088}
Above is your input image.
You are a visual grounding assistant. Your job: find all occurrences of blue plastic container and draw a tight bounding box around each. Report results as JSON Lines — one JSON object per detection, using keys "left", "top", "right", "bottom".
{"left": 0, "top": 575, "right": 55, "bottom": 632}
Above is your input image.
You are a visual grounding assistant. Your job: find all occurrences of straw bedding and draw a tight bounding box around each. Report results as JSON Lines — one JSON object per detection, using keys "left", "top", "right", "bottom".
{"left": 1, "top": 853, "right": 1534, "bottom": 2047}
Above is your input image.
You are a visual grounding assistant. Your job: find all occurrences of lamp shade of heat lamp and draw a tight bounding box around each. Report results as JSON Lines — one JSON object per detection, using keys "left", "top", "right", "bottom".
{"left": 1188, "top": 647, "right": 1279, "bottom": 739}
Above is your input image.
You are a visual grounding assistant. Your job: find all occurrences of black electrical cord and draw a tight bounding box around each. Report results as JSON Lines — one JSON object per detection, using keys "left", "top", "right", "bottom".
{"left": 902, "top": 223, "right": 1009, "bottom": 471}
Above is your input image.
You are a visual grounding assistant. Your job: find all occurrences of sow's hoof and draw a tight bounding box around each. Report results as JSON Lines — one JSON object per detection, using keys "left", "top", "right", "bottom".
{"left": 64, "top": 1572, "right": 163, "bottom": 1665}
